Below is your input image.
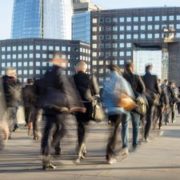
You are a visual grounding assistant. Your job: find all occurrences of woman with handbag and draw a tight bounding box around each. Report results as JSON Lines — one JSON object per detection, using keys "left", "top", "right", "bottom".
{"left": 73, "top": 61, "right": 99, "bottom": 163}
{"left": 102, "top": 64, "right": 135, "bottom": 164}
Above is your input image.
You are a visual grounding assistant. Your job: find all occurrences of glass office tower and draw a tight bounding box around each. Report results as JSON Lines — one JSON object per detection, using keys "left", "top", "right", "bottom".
{"left": 12, "top": 0, "right": 73, "bottom": 40}
{"left": 72, "top": 12, "right": 91, "bottom": 43}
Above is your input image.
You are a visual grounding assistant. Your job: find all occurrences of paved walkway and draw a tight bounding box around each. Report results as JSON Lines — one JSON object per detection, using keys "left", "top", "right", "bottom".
{"left": 1, "top": 114, "right": 180, "bottom": 179}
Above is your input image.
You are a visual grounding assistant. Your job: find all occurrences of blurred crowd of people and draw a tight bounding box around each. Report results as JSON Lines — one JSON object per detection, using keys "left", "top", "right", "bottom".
{"left": 0, "top": 52, "right": 180, "bottom": 169}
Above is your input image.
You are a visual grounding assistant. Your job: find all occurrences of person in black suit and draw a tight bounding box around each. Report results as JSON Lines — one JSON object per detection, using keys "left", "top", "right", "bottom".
{"left": 73, "top": 61, "right": 99, "bottom": 163}
{"left": 123, "top": 62, "right": 145, "bottom": 149}
{"left": 142, "top": 64, "right": 160, "bottom": 142}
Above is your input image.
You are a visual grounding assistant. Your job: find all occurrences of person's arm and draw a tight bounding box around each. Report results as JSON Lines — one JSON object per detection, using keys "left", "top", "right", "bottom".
{"left": 137, "top": 75, "right": 146, "bottom": 94}
{"left": 91, "top": 75, "right": 100, "bottom": 96}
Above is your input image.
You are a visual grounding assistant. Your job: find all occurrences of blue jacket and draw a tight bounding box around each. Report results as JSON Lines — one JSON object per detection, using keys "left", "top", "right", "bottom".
{"left": 102, "top": 71, "right": 134, "bottom": 115}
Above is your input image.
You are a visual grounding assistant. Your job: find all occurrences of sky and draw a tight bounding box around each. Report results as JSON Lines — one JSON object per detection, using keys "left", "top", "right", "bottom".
{"left": 1, "top": 0, "right": 180, "bottom": 40}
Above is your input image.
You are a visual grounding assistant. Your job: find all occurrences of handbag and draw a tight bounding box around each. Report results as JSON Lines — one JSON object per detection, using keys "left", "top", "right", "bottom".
{"left": 135, "top": 95, "right": 148, "bottom": 115}
{"left": 91, "top": 97, "right": 105, "bottom": 122}
{"left": 117, "top": 92, "right": 137, "bottom": 111}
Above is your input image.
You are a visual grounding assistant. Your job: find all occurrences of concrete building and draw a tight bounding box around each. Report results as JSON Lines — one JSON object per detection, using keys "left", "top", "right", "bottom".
{"left": 0, "top": 39, "right": 90, "bottom": 83}
{"left": 12, "top": 0, "right": 73, "bottom": 40}
{"left": 91, "top": 7, "right": 180, "bottom": 85}
{"left": 73, "top": 0, "right": 101, "bottom": 13}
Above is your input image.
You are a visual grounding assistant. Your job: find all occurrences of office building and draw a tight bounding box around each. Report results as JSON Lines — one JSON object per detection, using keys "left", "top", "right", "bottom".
{"left": 0, "top": 39, "right": 90, "bottom": 83}
{"left": 91, "top": 7, "right": 180, "bottom": 85}
{"left": 12, "top": 0, "right": 73, "bottom": 40}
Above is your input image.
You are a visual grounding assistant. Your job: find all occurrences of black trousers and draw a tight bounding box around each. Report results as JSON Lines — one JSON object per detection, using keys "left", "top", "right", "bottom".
{"left": 41, "top": 112, "right": 67, "bottom": 156}
{"left": 144, "top": 105, "right": 155, "bottom": 139}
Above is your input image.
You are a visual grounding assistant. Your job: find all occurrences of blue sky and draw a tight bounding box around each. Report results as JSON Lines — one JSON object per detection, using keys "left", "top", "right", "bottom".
{"left": 0, "top": 0, "right": 180, "bottom": 40}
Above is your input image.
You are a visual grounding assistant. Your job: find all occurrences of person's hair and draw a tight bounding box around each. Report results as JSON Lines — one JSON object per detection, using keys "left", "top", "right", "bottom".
{"left": 145, "top": 64, "right": 152, "bottom": 72}
{"left": 27, "top": 78, "right": 33, "bottom": 84}
{"left": 75, "top": 60, "right": 87, "bottom": 72}
{"left": 125, "top": 62, "right": 133, "bottom": 71}
{"left": 5, "top": 67, "right": 16, "bottom": 76}
{"left": 108, "top": 64, "right": 121, "bottom": 73}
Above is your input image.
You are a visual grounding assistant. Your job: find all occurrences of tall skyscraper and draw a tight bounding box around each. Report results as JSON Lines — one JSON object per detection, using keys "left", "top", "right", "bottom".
{"left": 12, "top": 0, "right": 73, "bottom": 40}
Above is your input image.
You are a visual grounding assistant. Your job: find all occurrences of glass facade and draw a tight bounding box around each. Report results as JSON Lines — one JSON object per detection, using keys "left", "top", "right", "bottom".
{"left": 72, "top": 12, "right": 91, "bottom": 43}
{"left": 12, "top": 0, "right": 73, "bottom": 40}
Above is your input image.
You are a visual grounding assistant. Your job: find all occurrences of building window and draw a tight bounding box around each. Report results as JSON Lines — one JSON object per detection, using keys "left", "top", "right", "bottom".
{"left": 29, "top": 53, "right": 33, "bottom": 58}
{"left": 112, "top": 51, "right": 118, "bottom": 56}
{"left": 12, "top": 54, "right": 16, "bottom": 59}
{"left": 2, "top": 55, "right": 5, "bottom": 59}
{"left": 155, "top": 16, "right": 160, "bottom": 21}
{"left": 113, "top": 17, "right": 118, "bottom": 22}
{"left": 105, "top": 35, "right": 111, "bottom": 40}
{"left": 36, "top": 61, "right": 41, "bottom": 66}
{"left": 112, "top": 35, "right": 118, "bottom": 40}
{"left": 140, "top": 25, "right": 145, "bottom": 30}
{"left": 36, "top": 70, "right": 40, "bottom": 75}
{"left": 49, "top": 46, "right": 53, "bottom": 51}
{"left": 18, "top": 62, "right": 22, "bottom": 67}
{"left": 36, "top": 45, "right": 41, "bottom": 50}
{"left": 155, "top": 24, "right": 160, "bottom": 30}
{"left": 133, "top": 17, "right": 139, "bottom": 22}
{"left": 140, "top": 34, "right": 145, "bottom": 39}
{"left": 176, "top": 24, "right": 180, "bottom": 29}
{"left": 162, "top": 16, "right": 167, "bottom": 21}
{"left": 147, "top": 16, "right": 153, "bottom": 21}
{"left": 133, "top": 34, "right": 138, "bottom": 39}
{"left": 92, "top": 18, "right": 97, "bottom": 24}
{"left": 119, "top": 51, "right": 124, "bottom": 56}
{"left": 127, "top": 26, "right": 131, "bottom": 31}
{"left": 119, "top": 17, "right": 125, "bottom": 22}
{"left": 126, "top": 51, "right": 131, "bottom": 56}
{"left": 42, "top": 45, "right": 47, "bottom": 50}
{"left": 147, "top": 25, "right": 153, "bottom": 30}
{"left": 169, "top": 15, "right": 174, "bottom": 21}
{"left": 12, "top": 62, "right": 16, "bottom": 67}
{"left": 42, "top": 54, "right": 47, "bottom": 59}
{"left": 119, "top": 43, "right": 125, "bottom": 48}
{"left": 126, "top": 34, "right": 132, "bottom": 39}
{"left": 18, "top": 46, "right": 22, "bottom": 51}
{"left": 24, "top": 46, "right": 28, "bottom": 51}
{"left": 120, "top": 26, "right": 124, "bottom": 31}
{"left": 23, "top": 70, "right": 28, "bottom": 75}
{"left": 176, "top": 33, "right": 180, "bottom": 38}
{"left": 112, "top": 43, "right": 118, "bottom": 48}
{"left": 133, "top": 25, "right": 138, "bottom": 31}
{"left": 7, "top": 54, "right": 11, "bottom": 59}
{"left": 23, "top": 62, "right": 28, "bottom": 66}
{"left": 55, "top": 46, "right": 60, "bottom": 51}
{"left": 127, "top": 17, "right": 131, "bottom": 22}
{"left": 42, "top": 62, "right": 47, "bottom": 67}
{"left": 18, "top": 54, "right": 22, "bottom": 59}
{"left": 113, "top": 26, "right": 118, "bottom": 31}
{"left": 29, "top": 45, "right": 33, "bottom": 50}
{"left": 29, "top": 70, "right": 33, "bottom": 75}
{"left": 24, "top": 54, "right": 28, "bottom": 59}
{"left": 120, "top": 60, "right": 124, "bottom": 65}
{"left": 49, "top": 54, "right": 53, "bottom": 59}
{"left": 92, "top": 35, "right": 97, "bottom": 40}
{"left": 1, "top": 63, "right": 5, "bottom": 67}
{"left": 92, "top": 61, "right": 97, "bottom": 65}
{"left": 126, "top": 43, "right": 132, "bottom": 48}
{"left": 7, "top": 62, "right": 11, "bottom": 67}
{"left": 18, "top": 70, "right": 22, "bottom": 75}
{"left": 92, "top": 27, "right": 97, "bottom": 32}
{"left": 176, "top": 15, "right": 180, "bottom": 20}
{"left": 92, "top": 52, "right": 97, "bottom": 57}
{"left": 119, "top": 34, "right": 124, "bottom": 39}
{"left": 155, "top": 33, "right": 160, "bottom": 38}
{"left": 12, "top": 46, "right": 16, "bottom": 51}
{"left": 7, "top": 46, "right": 11, "bottom": 51}
{"left": 1, "top": 47, "right": 5, "bottom": 52}
{"left": 36, "top": 53, "right": 41, "bottom": 58}
{"left": 92, "top": 44, "right": 97, "bottom": 49}
{"left": 140, "top": 17, "right": 145, "bottom": 22}
{"left": 29, "top": 62, "right": 33, "bottom": 66}
{"left": 147, "top": 34, "right": 153, "bottom": 39}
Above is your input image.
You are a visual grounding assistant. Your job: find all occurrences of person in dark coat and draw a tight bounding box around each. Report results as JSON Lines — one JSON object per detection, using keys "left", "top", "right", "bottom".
{"left": 123, "top": 62, "right": 146, "bottom": 150}
{"left": 73, "top": 61, "right": 99, "bottom": 163}
{"left": 38, "top": 52, "right": 84, "bottom": 170}
{"left": 22, "top": 78, "right": 36, "bottom": 135}
{"left": 2, "top": 67, "right": 21, "bottom": 136}
{"left": 142, "top": 64, "right": 160, "bottom": 142}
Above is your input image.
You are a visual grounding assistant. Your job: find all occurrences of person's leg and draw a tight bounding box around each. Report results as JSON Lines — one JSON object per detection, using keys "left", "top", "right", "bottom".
{"left": 144, "top": 105, "right": 154, "bottom": 141}
{"left": 171, "top": 104, "right": 175, "bottom": 123}
{"left": 121, "top": 113, "right": 129, "bottom": 149}
{"left": 41, "top": 115, "right": 56, "bottom": 170}
{"left": 106, "top": 114, "right": 121, "bottom": 159}
{"left": 131, "top": 112, "right": 140, "bottom": 148}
